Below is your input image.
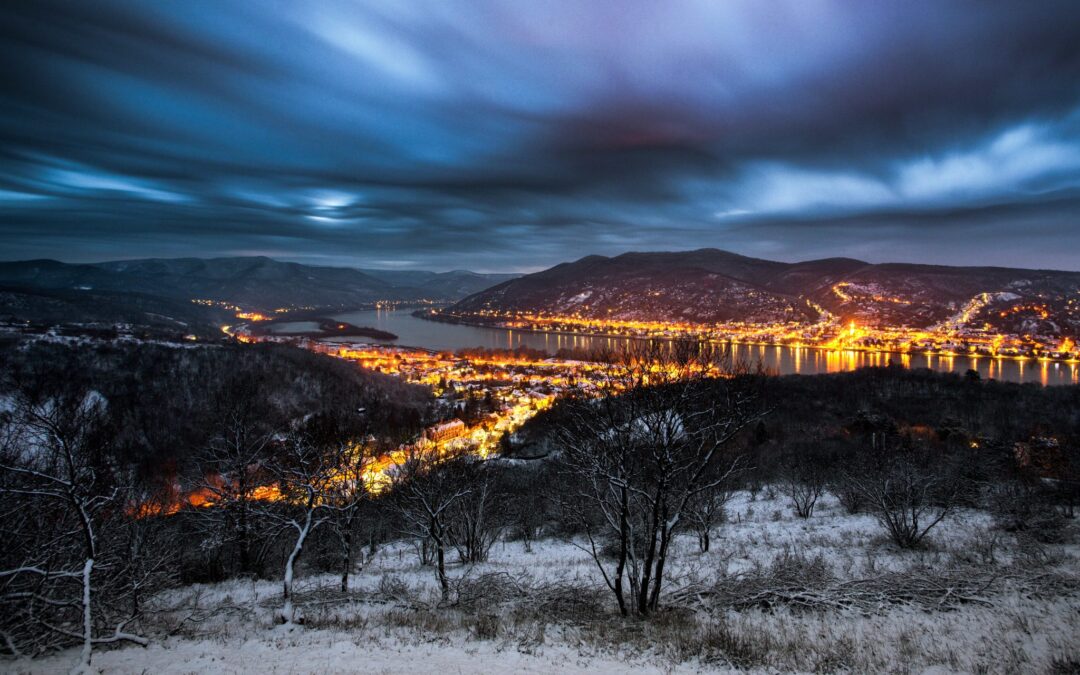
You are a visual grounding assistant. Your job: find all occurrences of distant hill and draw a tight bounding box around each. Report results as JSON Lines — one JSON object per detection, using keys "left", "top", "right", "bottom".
{"left": 0, "top": 284, "right": 228, "bottom": 337}
{"left": 0, "top": 257, "right": 515, "bottom": 313}
{"left": 449, "top": 249, "right": 1080, "bottom": 336}
{"left": 357, "top": 268, "right": 519, "bottom": 300}
{"left": 0, "top": 256, "right": 515, "bottom": 335}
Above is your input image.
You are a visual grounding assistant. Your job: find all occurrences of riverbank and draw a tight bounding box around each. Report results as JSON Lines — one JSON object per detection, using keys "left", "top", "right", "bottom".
{"left": 417, "top": 309, "right": 1080, "bottom": 367}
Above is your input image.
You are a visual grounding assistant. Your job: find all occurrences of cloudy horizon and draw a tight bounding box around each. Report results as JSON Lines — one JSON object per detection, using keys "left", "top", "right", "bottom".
{"left": 2, "top": 1, "right": 1079, "bottom": 272}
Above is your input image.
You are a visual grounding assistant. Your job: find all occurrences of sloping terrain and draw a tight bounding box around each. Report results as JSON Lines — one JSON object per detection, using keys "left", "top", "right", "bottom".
{"left": 0, "top": 285, "right": 228, "bottom": 337}
{"left": 18, "top": 492, "right": 1080, "bottom": 675}
{"left": 0, "top": 257, "right": 514, "bottom": 313}
{"left": 451, "top": 249, "right": 1080, "bottom": 333}
{"left": 358, "top": 268, "right": 519, "bottom": 300}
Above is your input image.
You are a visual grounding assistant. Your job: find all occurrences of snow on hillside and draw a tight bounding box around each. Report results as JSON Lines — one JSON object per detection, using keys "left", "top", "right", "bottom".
{"left": 15, "top": 490, "right": 1080, "bottom": 674}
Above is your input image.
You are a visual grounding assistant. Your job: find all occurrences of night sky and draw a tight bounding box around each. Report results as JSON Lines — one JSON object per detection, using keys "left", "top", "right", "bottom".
{"left": 1, "top": 1, "right": 1079, "bottom": 272}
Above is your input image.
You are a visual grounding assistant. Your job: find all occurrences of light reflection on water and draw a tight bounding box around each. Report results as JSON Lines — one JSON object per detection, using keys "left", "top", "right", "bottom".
{"left": 332, "top": 309, "right": 1079, "bottom": 387}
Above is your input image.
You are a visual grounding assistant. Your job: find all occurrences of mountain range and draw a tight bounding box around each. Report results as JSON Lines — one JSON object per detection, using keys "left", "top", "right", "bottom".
{"left": 5, "top": 251, "right": 1079, "bottom": 342}
{"left": 0, "top": 257, "right": 516, "bottom": 308}
{"left": 450, "top": 249, "right": 1080, "bottom": 337}
{"left": 0, "top": 256, "right": 517, "bottom": 333}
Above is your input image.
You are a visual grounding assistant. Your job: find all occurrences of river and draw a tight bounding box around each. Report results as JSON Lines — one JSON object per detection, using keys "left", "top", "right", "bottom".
{"left": 331, "top": 308, "right": 1079, "bottom": 386}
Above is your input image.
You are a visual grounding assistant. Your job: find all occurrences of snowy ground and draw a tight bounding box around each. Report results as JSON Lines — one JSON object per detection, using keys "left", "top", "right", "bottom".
{"left": 13, "top": 489, "right": 1080, "bottom": 674}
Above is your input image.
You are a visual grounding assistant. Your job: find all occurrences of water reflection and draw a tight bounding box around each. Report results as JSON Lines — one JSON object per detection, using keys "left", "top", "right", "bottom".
{"left": 334, "top": 309, "right": 1079, "bottom": 387}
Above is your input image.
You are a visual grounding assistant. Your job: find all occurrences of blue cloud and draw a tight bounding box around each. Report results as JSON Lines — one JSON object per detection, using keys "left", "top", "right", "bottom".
{"left": 0, "top": 0, "right": 1078, "bottom": 271}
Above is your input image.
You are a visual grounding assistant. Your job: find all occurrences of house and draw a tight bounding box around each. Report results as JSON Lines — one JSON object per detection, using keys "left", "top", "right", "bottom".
{"left": 425, "top": 419, "right": 467, "bottom": 443}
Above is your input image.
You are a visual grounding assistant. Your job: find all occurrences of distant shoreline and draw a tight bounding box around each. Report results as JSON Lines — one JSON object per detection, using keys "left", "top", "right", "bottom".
{"left": 413, "top": 309, "right": 1077, "bottom": 366}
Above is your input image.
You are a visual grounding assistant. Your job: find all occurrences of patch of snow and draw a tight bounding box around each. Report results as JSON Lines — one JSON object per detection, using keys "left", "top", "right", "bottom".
{"left": 13, "top": 490, "right": 1080, "bottom": 674}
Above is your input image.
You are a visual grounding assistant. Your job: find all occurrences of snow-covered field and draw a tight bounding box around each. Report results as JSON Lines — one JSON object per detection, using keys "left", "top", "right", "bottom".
{"left": 14, "top": 490, "right": 1080, "bottom": 674}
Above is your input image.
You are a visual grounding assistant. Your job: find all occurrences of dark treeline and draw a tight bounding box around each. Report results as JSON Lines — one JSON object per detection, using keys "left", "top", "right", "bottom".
{"left": 0, "top": 338, "right": 432, "bottom": 475}
{"left": 514, "top": 363, "right": 1080, "bottom": 466}
{"left": 742, "top": 366, "right": 1080, "bottom": 548}
{"left": 743, "top": 365, "right": 1079, "bottom": 506}
{"left": 756, "top": 365, "right": 1079, "bottom": 446}
{"left": 0, "top": 338, "right": 435, "bottom": 663}
{"left": 512, "top": 363, "right": 1079, "bottom": 555}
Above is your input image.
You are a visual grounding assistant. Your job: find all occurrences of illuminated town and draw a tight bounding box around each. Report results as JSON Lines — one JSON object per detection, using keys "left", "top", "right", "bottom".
{"left": 167, "top": 303, "right": 612, "bottom": 509}
{"left": 128, "top": 292, "right": 1080, "bottom": 515}
{"left": 214, "top": 292, "right": 1080, "bottom": 468}
{"left": 428, "top": 284, "right": 1080, "bottom": 362}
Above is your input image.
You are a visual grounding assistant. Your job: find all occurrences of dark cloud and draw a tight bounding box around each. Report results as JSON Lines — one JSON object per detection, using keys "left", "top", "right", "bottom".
{"left": 1, "top": 0, "right": 1079, "bottom": 272}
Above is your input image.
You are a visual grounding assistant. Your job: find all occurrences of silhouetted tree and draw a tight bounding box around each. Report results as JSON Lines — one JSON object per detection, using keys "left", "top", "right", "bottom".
{"left": 556, "top": 341, "right": 764, "bottom": 616}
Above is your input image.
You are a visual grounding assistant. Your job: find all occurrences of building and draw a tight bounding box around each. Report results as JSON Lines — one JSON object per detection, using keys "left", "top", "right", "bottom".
{"left": 425, "top": 419, "right": 467, "bottom": 443}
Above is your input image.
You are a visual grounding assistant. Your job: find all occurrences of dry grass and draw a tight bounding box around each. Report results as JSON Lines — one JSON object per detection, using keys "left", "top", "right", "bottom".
{"left": 45, "top": 489, "right": 1080, "bottom": 674}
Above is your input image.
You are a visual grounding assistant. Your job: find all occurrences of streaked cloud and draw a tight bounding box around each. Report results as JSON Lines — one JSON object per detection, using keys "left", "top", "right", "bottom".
{"left": 0, "top": 0, "right": 1078, "bottom": 270}
{"left": 718, "top": 120, "right": 1080, "bottom": 218}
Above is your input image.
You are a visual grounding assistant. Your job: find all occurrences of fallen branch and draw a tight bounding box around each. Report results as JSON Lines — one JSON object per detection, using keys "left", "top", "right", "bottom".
{"left": 673, "top": 563, "right": 1079, "bottom": 614}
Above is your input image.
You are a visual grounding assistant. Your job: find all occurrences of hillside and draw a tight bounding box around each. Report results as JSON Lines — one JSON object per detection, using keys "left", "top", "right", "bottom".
{"left": 450, "top": 249, "right": 1080, "bottom": 335}
{"left": 358, "top": 268, "right": 520, "bottom": 300}
{"left": 0, "top": 285, "right": 229, "bottom": 337}
{"left": 0, "top": 257, "right": 514, "bottom": 314}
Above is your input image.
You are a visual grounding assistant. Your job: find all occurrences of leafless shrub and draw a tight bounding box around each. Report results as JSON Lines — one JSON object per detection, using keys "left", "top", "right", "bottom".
{"left": 389, "top": 452, "right": 476, "bottom": 601}
{"left": 989, "top": 480, "right": 1069, "bottom": 544}
{"left": 453, "top": 572, "right": 528, "bottom": 610}
{"left": 324, "top": 437, "right": 382, "bottom": 593}
{"left": 447, "top": 463, "right": 502, "bottom": 564}
{"left": 193, "top": 406, "right": 278, "bottom": 579}
{"left": 786, "top": 480, "right": 823, "bottom": 518}
{"left": 501, "top": 465, "right": 550, "bottom": 552}
{"left": 376, "top": 573, "right": 407, "bottom": 597}
{"left": 412, "top": 536, "right": 436, "bottom": 566}
{"left": 686, "top": 477, "right": 735, "bottom": 553}
{"left": 258, "top": 434, "right": 364, "bottom": 625}
{"left": 782, "top": 442, "right": 829, "bottom": 518}
{"left": 847, "top": 452, "right": 961, "bottom": 549}
{"left": 953, "top": 526, "right": 1004, "bottom": 566}
{"left": 831, "top": 477, "right": 866, "bottom": 514}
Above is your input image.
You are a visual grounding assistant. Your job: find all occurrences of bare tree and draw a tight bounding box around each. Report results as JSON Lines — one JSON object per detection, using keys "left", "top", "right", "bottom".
{"left": 194, "top": 409, "right": 276, "bottom": 577}
{"left": 115, "top": 472, "right": 180, "bottom": 621}
{"left": 830, "top": 474, "right": 866, "bottom": 515}
{"left": 0, "top": 391, "right": 151, "bottom": 670}
{"left": 325, "top": 439, "right": 377, "bottom": 593}
{"left": 448, "top": 462, "right": 502, "bottom": 564}
{"left": 389, "top": 451, "right": 474, "bottom": 601}
{"left": 555, "top": 341, "right": 764, "bottom": 616}
{"left": 685, "top": 465, "right": 739, "bottom": 553}
{"left": 782, "top": 440, "right": 828, "bottom": 519}
{"left": 258, "top": 433, "right": 349, "bottom": 625}
{"left": 849, "top": 452, "right": 960, "bottom": 549}
{"left": 503, "top": 464, "right": 550, "bottom": 552}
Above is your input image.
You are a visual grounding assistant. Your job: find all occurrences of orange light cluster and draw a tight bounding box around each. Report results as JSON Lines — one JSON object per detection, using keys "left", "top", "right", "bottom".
{"left": 142, "top": 338, "right": 603, "bottom": 516}
{"left": 321, "top": 343, "right": 593, "bottom": 459}
{"left": 130, "top": 476, "right": 280, "bottom": 518}
{"left": 433, "top": 305, "right": 1078, "bottom": 362}
{"left": 999, "top": 304, "right": 1051, "bottom": 320}
{"left": 144, "top": 299, "right": 1076, "bottom": 518}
